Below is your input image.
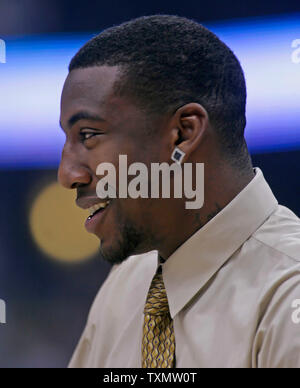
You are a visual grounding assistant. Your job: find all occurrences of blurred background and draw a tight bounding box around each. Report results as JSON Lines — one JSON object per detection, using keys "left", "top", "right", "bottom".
{"left": 0, "top": 0, "right": 299, "bottom": 367}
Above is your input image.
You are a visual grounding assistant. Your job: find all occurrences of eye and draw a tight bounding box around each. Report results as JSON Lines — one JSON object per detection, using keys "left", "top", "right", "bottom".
{"left": 79, "top": 129, "right": 100, "bottom": 142}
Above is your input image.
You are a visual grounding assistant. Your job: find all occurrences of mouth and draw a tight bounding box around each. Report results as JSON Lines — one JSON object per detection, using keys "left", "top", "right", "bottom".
{"left": 85, "top": 200, "right": 111, "bottom": 233}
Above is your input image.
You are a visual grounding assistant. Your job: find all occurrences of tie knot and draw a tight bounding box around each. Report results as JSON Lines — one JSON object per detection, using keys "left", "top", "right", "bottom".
{"left": 144, "top": 269, "right": 170, "bottom": 316}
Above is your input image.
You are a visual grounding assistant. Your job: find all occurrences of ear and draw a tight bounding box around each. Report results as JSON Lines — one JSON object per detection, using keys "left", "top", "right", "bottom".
{"left": 170, "top": 103, "right": 210, "bottom": 161}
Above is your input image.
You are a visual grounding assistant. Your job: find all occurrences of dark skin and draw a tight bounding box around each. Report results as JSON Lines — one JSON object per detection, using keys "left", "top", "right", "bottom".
{"left": 58, "top": 65, "right": 255, "bottom": 264}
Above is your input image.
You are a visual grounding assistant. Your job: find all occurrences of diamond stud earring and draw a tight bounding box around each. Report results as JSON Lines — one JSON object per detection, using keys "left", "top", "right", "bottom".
{"left": 171, "top": 147, "right": 185, "bottom": 165}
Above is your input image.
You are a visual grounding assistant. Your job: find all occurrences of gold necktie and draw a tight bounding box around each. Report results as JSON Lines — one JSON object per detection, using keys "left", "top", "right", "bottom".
{"left": 142, "top": 266, "right": 175, "bottom": 368}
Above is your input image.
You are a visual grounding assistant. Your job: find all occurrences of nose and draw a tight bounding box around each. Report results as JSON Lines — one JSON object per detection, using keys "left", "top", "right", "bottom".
{"left": 57, "top": 144, "right": 92, "bottom": 189}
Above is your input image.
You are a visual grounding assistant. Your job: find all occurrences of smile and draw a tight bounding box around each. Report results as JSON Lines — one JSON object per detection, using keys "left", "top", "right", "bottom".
{"left": 87, "top": 200, "right": 111, "bottom": 219}
{"left": 85, "top": 199, "right": 111, "bottom": 234}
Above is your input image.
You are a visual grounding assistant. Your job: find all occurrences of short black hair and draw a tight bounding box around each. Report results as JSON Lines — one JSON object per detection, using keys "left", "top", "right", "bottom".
{"left": 69, "top": 15, "right": 250, "bottom": 165}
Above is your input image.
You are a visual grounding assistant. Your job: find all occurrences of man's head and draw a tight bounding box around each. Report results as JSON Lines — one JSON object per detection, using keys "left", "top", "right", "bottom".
{"left": 58, "top": 15, "right": 253, "bottom": 264}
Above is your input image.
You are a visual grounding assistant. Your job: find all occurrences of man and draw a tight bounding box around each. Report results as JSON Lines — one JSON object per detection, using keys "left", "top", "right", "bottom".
{"left": 58, "top": 15, "right": 300, "bottom": 368}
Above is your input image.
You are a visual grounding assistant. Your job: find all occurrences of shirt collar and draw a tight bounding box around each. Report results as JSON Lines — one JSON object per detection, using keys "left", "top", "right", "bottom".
{"left": 161, "top": 167, "right": 278, "bottom": 319}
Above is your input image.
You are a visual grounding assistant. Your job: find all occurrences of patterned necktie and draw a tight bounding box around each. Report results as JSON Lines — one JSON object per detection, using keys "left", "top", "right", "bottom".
{"left": 142, "top": 266, "right": 175, "bottom": 368}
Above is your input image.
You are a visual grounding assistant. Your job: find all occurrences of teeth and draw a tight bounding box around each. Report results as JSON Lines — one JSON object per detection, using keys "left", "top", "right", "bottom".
{"left": 88, "top": 201, "right": 110, "bottom": 216}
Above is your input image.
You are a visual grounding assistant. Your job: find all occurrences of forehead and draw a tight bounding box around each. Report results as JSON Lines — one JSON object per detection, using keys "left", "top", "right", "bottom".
{"left": 60, "top": 65, "right": 148, "bottom": 133}
{"left": 61, "top": 65, "right": 120, "bottom": 112}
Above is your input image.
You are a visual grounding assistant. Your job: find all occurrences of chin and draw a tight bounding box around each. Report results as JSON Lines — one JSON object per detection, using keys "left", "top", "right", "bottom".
{"left": 99, "top": 236, "right": 126, "bottom": 265}
{"left": 98, "top": 219, "right": 149, "bottom": 265}
{"left": 100, "top": 245, "right": 127, "bottom": 265}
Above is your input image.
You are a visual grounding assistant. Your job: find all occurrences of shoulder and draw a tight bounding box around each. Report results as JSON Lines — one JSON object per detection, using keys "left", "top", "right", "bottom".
{"left": 251, "top": 204, "right": 300, "bottom": 263}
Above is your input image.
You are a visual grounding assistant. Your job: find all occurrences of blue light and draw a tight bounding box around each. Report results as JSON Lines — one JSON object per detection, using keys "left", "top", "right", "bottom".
{"left": 0, "top": 15, "right": 299, "bottom": 169}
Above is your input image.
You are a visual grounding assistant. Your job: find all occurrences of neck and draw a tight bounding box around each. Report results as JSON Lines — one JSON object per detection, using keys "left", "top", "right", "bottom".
{"left": 158, "top": 165, "right": 255, "bottom": 260}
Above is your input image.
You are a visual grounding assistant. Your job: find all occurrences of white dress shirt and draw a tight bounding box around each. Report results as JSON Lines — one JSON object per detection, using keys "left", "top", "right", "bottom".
{"left": 69, "top": 167, "right": 300, "bottom": 368}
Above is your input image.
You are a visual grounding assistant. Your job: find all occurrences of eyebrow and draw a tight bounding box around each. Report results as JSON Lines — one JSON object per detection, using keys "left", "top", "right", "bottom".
{"left": 60, "top": 111, "right": 105, "bottom": 130}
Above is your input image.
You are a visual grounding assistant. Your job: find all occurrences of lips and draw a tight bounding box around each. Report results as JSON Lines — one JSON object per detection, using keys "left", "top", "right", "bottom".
{"left": 87, "top": 200, "right": 111, "bottom": 218}
{"left": 76, "top": 196, "right": 110, "bottom": 210}
{"left": 75, "top": 195, "right": 112, "bottom": 234}
{"left": 84, "top": 199, "right": 111, "bottom": 233}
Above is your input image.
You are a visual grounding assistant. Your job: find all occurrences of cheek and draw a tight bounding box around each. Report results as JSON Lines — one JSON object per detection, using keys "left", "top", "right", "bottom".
{"left": 124, "top": 198, "right": 156, "bottom": 225}
{"left": 113, "top": 198, "right": 141, "bottom": 226}
{"left": 88, "top": 149, "right": 114, "bottom": 170}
